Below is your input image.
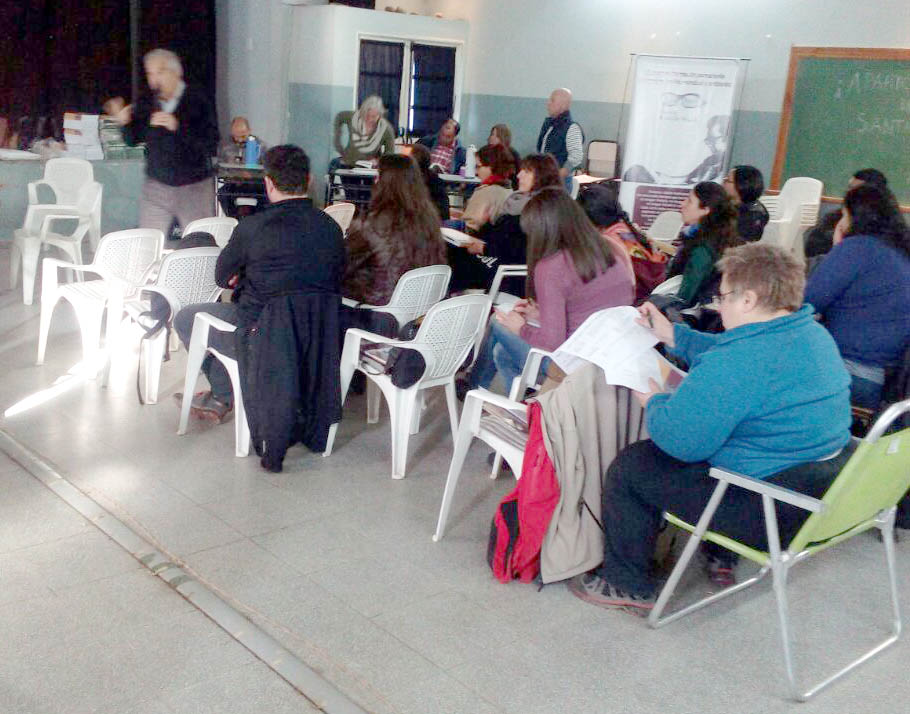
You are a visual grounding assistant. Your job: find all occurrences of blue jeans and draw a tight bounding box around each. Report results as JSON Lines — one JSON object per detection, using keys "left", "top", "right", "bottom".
{"left": 469, "top": 320, "right": 531, "bottom": 394}
{"left": 850, "top": 375, "right": 883, "bottom": 410}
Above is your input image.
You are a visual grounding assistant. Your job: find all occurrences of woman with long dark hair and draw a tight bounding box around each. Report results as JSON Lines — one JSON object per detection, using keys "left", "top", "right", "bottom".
{"left": 664, "top": 181, "right": 739, "bottom": 306}
{"left": 806, "top": 183, "right": 910, "bottom": 408}
{"left": 460, "top": 189, "right": 635, "bottom": 394}
{"left": 343, "top": 154, "right": 446, "bottom": 308}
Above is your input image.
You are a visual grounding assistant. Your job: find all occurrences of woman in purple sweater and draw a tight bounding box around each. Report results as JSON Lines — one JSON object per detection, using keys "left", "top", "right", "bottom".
{"left": 463, "top": 188, "right": 635, "bottom": 394}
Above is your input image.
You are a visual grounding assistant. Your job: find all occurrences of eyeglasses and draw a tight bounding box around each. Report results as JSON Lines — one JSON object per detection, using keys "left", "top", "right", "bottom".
{"left": 716, "top": 289, "right": 739, "bottom": 304}
{"left": 661, "top": 92, "right": 703, "bottom": 108}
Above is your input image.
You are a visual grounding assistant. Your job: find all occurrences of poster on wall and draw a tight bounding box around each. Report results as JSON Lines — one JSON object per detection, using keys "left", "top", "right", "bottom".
{"left": 619, "top": 55, "right": 746, "bottom": 229}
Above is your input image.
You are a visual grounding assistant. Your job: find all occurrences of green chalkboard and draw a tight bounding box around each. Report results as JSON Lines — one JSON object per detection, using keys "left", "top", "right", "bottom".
{"left": 772, "top": 47, "right": 910, "bottom": 205}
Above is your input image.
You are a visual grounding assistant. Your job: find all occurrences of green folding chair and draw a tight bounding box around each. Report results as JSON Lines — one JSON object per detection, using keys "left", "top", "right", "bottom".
{"left": 648, "top": 398, "right": 910, "bottom": 701}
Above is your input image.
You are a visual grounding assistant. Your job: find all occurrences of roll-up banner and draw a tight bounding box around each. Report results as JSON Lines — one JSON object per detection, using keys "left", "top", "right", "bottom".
{"left": 619, "top": 55, "right": 746, "bottom": 229}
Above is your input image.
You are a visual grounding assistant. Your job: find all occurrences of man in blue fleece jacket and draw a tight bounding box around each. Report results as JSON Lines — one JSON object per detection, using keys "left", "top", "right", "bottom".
{"left": 569, "top": 243, "right": 852, "bottom": 613}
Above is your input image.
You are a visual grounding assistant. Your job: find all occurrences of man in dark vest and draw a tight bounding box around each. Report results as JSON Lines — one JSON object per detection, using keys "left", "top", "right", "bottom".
{"left": 536, "top": 88, "right": 584, "bottom": 191}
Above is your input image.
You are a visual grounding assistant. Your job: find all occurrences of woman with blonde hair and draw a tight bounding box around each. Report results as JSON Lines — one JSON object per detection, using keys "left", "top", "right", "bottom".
{"left": 332, "top": 95, "right": 396, "bottom": 168}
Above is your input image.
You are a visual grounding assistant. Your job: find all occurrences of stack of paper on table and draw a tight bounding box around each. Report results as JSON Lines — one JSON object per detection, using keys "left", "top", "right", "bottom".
{"left": 63, "top": 113, "right": 103, "bottom": 160}
{"left": 551, "top": 306, "right": 685, "bottom": 392}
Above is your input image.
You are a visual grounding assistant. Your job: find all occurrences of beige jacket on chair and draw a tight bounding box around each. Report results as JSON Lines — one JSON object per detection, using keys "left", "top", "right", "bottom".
{"left": 535, "top": 363, "right": 648, "bottom": 584}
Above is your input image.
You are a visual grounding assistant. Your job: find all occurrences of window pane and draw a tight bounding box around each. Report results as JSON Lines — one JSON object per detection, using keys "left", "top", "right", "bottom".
{"left": 410, "top": 44, "right": 455, "bottom": 138}
{"left": 357, "top": 40, "right": 405, "bottom": 131}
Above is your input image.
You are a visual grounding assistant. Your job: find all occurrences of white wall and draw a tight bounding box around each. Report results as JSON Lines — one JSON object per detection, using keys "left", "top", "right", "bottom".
{"left": 409, "top": 0, "right": 910, "bottom": 113}
{"left": 216, "top": 0, "right": 291, "bottom": 146}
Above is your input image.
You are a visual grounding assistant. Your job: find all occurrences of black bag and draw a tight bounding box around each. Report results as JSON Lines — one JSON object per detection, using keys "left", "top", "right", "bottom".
{"left": 387, "top": 318, "right": 426, "bottom": 389}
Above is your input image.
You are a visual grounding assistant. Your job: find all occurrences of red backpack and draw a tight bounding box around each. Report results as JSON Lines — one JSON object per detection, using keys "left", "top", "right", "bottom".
{"left": 487, "top": 402, "right": 561, "bottom": 583}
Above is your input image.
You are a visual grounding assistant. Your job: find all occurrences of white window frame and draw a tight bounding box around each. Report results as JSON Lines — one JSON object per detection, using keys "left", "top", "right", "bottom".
{"left": 355, "top": 33, "right": 464, "bottom": 134}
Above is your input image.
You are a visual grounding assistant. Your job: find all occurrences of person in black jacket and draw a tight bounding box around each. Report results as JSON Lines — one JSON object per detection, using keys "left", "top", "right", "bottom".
{"left": 174, "top": 145, "right": 345, "bottom": 471}
{"left": 118, "top": 49, "right": 219, "bottom": 238}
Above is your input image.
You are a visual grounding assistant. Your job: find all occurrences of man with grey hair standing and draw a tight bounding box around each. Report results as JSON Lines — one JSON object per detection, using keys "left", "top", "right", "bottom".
{"left": 536, "top": 88, "right": 584, "bottom": 191}
{"left": 117, "top": 49, "right": 219, "bottom": 237}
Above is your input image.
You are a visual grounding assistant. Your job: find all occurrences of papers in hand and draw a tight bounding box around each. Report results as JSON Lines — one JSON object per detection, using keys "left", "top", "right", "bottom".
{"left": 551, "top": 306, "right": 684, "bottom": 392}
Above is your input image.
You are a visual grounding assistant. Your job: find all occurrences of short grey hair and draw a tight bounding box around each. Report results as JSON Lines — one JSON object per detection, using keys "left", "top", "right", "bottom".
{"left": 358, "top": 95, "right": 386, "bottom": 116}
{"left": 144, "top": 49, "right": 183, "bottom": 77}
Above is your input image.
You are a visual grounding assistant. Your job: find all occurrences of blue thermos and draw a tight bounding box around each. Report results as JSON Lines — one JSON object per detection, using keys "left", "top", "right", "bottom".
{"left": 243, "top": 136, "right": 260, "bottom": 166}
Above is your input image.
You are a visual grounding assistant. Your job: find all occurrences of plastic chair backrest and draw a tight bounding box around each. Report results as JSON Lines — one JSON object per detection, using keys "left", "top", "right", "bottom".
{"left": 790, "top": 400, "right": 910, "bottom": 552}
{"left": 648, "top": 211, "right": 683, "bottom": 241}
{"left": 759, "top": 194, "right": 781, "bottom": 220}
{"left": 381, "top": 265, "right": 452, "bottom": 325}
{"left": 155, "top": 247, "right": 222, "bottom": 312}
{"left": 94, "top": 229, "right": 164, "bottom": 285}
{"left": 779, "top": 178, "right": 822, "bottom": 221}
{"left": 587, "top": 140, "right": 619, "bottom": 178}
{"left": 183, "top": 217, "right": 238, "bottom": 248}
{"left": 413, "top": 294, "right": 491, "bottom": 381}
{"left": 43, "top": 158, "right": 94, "bottom": 205}
{"left": 324, "top": 202, "right": 356, "bottom": 233}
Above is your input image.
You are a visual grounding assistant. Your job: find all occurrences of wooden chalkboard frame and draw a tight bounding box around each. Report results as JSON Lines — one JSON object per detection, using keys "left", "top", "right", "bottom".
{"left": 771, "top": 46, "right": 910, "bottom": 206}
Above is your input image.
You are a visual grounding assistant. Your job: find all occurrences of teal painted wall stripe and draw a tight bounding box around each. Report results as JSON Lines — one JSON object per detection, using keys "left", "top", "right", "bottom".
{"left": 287, "top": 83, "right": 782, "bottom": 198}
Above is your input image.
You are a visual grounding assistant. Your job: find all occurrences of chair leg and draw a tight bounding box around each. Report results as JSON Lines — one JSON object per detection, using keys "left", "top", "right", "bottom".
{"left": 78, "top": 305, "right": 106, "bottom": 375}
{"left": 222, "top": 356, "right": 250, "bottom": 457}
{"left": 177, "top": 322, "right": 210, "bottom": 436}
{"left": 490, "top": 453, "right": 504, "bottom": 479}
{"left": 444, "top": 381, "right": 459, "bottom": 444}
{"left": 20, "top": 239, "right": 41, "bottom": 306}
{"left": 36, "top": 296, "right": 57, "bottom": 365}
{"left": 324, "top": 343, "right": 360, "bottom": 457}
{"left": 410, "top": 391, "right": 425, "bottom": 435}
{"left": 389, "top": 387, "right": 418, "bottom": 479}
{"left": 9, "top": 241, "right": 21, "bottom": 290}
{"left": 99, "top": 293, "right": 124, "bottom": 385}
{"left": 140, "top": 329, "right": 167, "bottom": 405}
{"left": 433, "top": 395, "right": 482, "bottom": 541}
{"left": 366, "top": 379, "right": 381, "bottom": 424}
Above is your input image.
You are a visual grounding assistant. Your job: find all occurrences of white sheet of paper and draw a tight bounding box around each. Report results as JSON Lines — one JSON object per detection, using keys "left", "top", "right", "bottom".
{"left": 551, "top": 306, "right": 658, "bottom": 375}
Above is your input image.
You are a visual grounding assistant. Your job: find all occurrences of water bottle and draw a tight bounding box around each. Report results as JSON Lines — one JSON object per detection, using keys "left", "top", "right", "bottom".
{"left": 243, "top": 135, "right": 260, "bottom": 166}
{"left": 464, "top": 144, "right": 477, "bottom": 178}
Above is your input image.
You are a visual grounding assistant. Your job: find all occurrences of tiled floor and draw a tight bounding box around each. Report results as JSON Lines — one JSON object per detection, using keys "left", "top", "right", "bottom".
{"left": 2, "top": 240, "right": 910, "bottom": 713}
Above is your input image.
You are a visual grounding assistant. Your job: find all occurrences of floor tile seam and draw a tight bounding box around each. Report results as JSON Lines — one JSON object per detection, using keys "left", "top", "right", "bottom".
{"left": 0, "top": 427, "right": 372, "bottom": 714}
{"left": 71, "top": 478, "right": 248, "bottom": 553}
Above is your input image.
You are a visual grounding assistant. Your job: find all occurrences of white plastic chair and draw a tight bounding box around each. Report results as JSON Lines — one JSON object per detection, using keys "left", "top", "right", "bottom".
{"left": 182, "top": 216, "right": 238, "bottom": 248}
{"left": 647, "top": 211, "right": 684, "bottom": 242}
{"left": 326, "top": 294, "right": 491, "bottom": 479}
{"left": 11, "top": 181, "right": 103, "bottom": 305}
{"left": 649, "top": 274, "right": 683, "bottom": 297}
{"left": 487, "top": 346, "right": 552, "bottom": 480}
{"left": 324, "top": 202, "right": 356, "bottom": 234}
{"left": 121, "top": 248, "right": 222, "bottom": 404}
{"left": 434, "top": 386, "right": 529, "bottom": 541}
{"left": 29, "top": 157, "right": 94, "bottom": 206}
{"left": 341, "top": 264, "right": 451, "bottom": 330}
{"left": 177, "top": 312, "right": 250, "bottom": 457}
{"left": 37, "top": 228, "right": 164, "bottom": 371}
{"left": 487, "top": 263, "right": 527, "bottom": 308}
{"left": 761, "top": 178, "right": 823, "bottom": 256}
{"left": 28, "top": 158, "right": 101, "bottom": 249}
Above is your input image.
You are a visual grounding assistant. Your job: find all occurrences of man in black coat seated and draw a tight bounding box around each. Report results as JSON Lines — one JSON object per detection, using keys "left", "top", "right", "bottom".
{"left": 174, "top": 144, "right": 345, "bottom": 472}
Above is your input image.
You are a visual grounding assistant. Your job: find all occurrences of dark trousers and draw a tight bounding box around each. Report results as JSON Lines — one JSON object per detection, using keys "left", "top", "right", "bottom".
{"left": 598, "top": 439, "right": 855, "bottom": 597}
{"left": 173, "top": 302, "right": 238, "bottom": 405}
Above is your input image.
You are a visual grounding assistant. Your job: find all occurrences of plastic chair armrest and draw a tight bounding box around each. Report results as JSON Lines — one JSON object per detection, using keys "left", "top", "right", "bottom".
{"left": 39, "top": 214, "right": 89, "bottom": 241}
{"left": 708, "top": 466, "right": 825, "bottom": 513}
{"left": 194, "top": 311, "right": 238, "bottom": 333}
{"left": 28, "top": 180, "right": 56, "bottom": 205}
{"left": 139, "top": 285, "right": 181, "bottom": 318}
{"left": 465, "top": 387, "right": 527, "bottom": 413}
